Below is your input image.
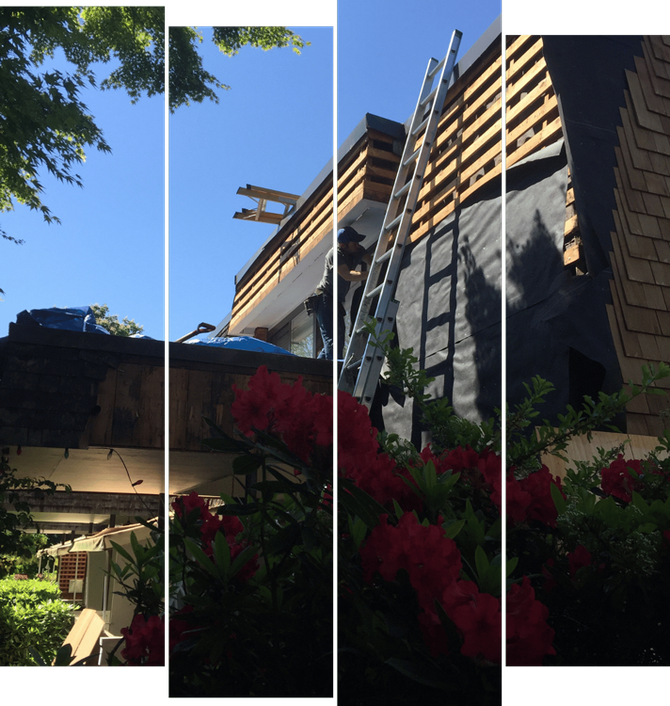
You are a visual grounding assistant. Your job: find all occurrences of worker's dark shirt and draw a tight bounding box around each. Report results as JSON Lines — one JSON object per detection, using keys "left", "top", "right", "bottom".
{"left": 317, "top": 245, "right": 365, "bottom": 302}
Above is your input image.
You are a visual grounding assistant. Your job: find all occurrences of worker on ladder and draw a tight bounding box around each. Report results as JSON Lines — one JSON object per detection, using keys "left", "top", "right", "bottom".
{"left": 314, "top": 226, "right": 371, "bottom": 360}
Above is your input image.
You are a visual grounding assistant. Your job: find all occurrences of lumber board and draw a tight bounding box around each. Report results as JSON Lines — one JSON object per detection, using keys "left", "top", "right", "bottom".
{"left": 505, "top": 116, "right": 563, "bottom": 168}
{"left": 563, "top": 215, "right": 579, "bottom": 237}
{"left": 426, "top": 117, "right": 500, "bottom": 195}
{"left": 87, "top": 368, "right": 117, "bottom": 447}
{"left": 61, "top": 608, "right": 104, "bottom": 665}
{"left": 506, "top": 76, "right": 555, "bottom": 131}
{"left": 184, "top": 369, "right": 213, "bottom": 450}
{"left": 506, "top": 55, "right": 550, "bottom": 107}
{"left": 505, "top": 36, "right": 544, "bottom": 85}
{"left": 409, "top": 163, "right": 502, "bottom": 244}
{"left": 419, "top": 113, "right": 501, "bottom": 206}
{"left": 563, "top": 239, "right": 581, "bottom": 266}
{"left": 432, "top": 84, "right": 501, "bottom": 161}
{"left": 411, "top": 136, "right": 500, "bottom": 228}
{"left": 169, "top": 367, "right": 190, "bottom": 451}
{"left": 135, "top": 364, "right": 164, "bottom": 449}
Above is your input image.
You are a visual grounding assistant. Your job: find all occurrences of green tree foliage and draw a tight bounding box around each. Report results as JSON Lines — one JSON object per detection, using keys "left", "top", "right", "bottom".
{"left": 0, "top": 448, "right": 69, "bottom": 568}
{"left": 0, "top": 7, "right": 306, "bottom": 242}
{"left": 90, "top": 303, "right": 143, "bottom": 336}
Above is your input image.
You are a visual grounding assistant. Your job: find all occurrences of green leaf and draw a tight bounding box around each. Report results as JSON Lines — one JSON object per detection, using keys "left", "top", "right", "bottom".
{"left": 232, "top": 454, "right": 263, "bottom": 475}
{"left": 339, "top": 477, "right": 387, "bottom": 530}
{"left": 385, "top": 658, "right": 450, "bottom": 692}
{"left": 230, "top": 544, "right": 258, "bottom": 578}
{"left": 474, "top": 545, "right": 489, "bottom": 581}
{"left": 212, "top": 531, "right": 231, "bottom": 577}
{"left": 183, "top": 537, "right": 220, "bottom": 580}
{"left": 201, "top": 435, "right": 249, "bottom": 454}
{"left": 109, "top": 540, "right": 134, "bottom": 564}
{"left": 216, "top": 502, "right": 260, "bottom": 516}
{"left": 550, "top": 481, "right": 567, "bottom": 515}
{"left": 442, "top": 519, "right": 465, "bottom": 539}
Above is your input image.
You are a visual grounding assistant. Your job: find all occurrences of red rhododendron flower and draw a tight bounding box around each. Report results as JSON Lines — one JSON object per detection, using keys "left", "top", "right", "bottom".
{"left": 506, "top": 576, "right": 555, "bottom": 666}
{"left": 171, "top": 491, "right": 209, "bottom": 522}
{"left": 121, "top": 614, "right": 165, "bottom": 666}
{"left": 346, "top": 451, "right": 421, "bottom": 513}
{"left": 337, "top": 391, "right": 379, "bottom": 474}
{"left": 519, "top": 465, "right": 564, "bottom": 527}
{"left": 359, "top": 512, "right": 462, "bottom": 613}
{"left": 506, "top": 474, "right": 532, "bottom": 524}
{"left": 418, "top": 608, "right": 452, "bottom": 657}
{"left": 541, "top": 558, "right": 557, "bottom": 593}
{"left": 601, "top": 455, "right": 644, "bottom": 502}
{"left": 568, "top": 544, "right": 592, "bottom": 577}
{"left": 451, "top": 591, "right": 501, "bottom": 664}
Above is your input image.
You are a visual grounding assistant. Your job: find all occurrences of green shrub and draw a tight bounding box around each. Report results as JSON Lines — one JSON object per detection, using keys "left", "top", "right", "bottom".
{"left": 0, "top": 577, "right": 76, "bottom": 665}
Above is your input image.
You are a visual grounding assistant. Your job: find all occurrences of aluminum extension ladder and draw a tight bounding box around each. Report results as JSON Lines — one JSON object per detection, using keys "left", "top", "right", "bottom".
{"left": 338, "top": 29, "right": 463, "bottom": 405}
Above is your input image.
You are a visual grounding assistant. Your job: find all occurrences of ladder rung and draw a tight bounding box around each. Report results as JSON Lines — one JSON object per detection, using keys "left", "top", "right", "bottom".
{"left": 375, "top": 247, "right": 393, "bottom": 266}
{"left": 427, "top": 56, "right": 444, "bottom": 80}
{"left": 393, "top": 180, "right": 412, "bottom": 199}
{"left": 411, "top": 115, "right": 430, "bottom": 138}
{"left": 365, "top": 283, "right": 385, "bottom": 300}
{"left": 403, "top": 148, "right": 420, "bottom": 169}
{"left": 346, "top": 357, "right": 362, "bottom": 371}
{"left": 384, "top": 213, "right": 403, "bottom": 233}
{"left": 420, "top": 85, "right": 438, "bottom": 109}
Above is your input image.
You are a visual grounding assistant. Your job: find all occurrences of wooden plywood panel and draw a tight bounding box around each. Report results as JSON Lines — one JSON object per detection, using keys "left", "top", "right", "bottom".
{"left": 542, "top": 430, "right": 660, "bottom": 479}
{"left": 87, "top": 368, "right": 118, "bottom": 447}
{"left": 184, "top": 369, "right": 213, "bottom": 451}
{"left": 133, "top": 364, "right": 164, "bottom": 449}
{"left": 169, "top": 367, "right": 189, "bottom": 450}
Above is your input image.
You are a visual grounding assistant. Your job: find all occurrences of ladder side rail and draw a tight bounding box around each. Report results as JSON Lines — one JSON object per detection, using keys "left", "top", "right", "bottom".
{"left": 339, "top": 30, "right": 462, "bottom": 398}
{"left": 341, "top": 53, "right": 446, "bottom": 377}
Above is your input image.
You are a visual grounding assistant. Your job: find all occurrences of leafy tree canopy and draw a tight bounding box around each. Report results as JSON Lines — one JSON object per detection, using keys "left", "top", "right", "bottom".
{"left": 91, "top": 303, "right": 143, "bottom": 336}
{"left": 0, "top": 7, "right": 307, "bottom": 242}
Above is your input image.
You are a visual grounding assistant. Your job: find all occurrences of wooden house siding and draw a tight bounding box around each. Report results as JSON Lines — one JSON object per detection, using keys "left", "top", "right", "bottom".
{"left": 229, "top": 124, "right": 400, "bottom": 333}
{"left": 606, "top": 36, "right": 670, "bottom": 436}
{"left": 409, "top": 34, "right": 503, "bottom": 243}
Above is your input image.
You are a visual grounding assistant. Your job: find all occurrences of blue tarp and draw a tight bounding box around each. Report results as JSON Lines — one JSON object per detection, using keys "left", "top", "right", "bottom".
{"left": 15, "top": 306, "right": 110, "bottom": 334}
{"left": 186, "top": 336, "right": 295, "bottom": 356}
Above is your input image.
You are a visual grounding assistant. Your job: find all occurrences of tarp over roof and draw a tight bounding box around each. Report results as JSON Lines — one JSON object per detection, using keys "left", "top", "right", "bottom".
{"left": 38, "top": 520, "right": 155, "bottom": 557}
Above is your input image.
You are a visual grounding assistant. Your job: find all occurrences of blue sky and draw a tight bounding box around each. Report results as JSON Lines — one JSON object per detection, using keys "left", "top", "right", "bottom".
{"left": 0, "top": 1, "right": 500, "bottom": 343}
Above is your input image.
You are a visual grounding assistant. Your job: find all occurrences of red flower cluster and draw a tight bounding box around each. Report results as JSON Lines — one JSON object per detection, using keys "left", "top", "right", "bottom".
{"left": 506, "top": 576, "right": 556, "bottom": 666}
{"left": 505, "top": 465, "right": 564, "bottom": 527}
{"left": 172, "top": 492, "right": 258, "bottom": 581}
{"left": 600, "top": 455, "right": 650, "bottom": 502}
{"left": 359, "top": 512, "right": 501, "bottom": 663}
{"left": 567, "top": 544, "right": 592, "bottom": 577}
{"left": 231, "top": 365, "right": 332, "bottom": 462}
{"left": 121, "top": 613, "right": 165, "bottom": 666}
{"left": 337, "top": 391, "right": 379, "bottom": 473}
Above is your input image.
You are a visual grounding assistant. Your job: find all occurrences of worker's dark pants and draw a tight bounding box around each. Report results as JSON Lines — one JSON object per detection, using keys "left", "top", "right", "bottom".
{"left": 316, "top": 294, "right": 345, "bottom": 361}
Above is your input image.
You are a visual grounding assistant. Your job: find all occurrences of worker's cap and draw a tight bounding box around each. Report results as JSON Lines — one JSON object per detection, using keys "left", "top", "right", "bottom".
{"left": 337, "top": 226, "right": 365, "bottom": 244}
